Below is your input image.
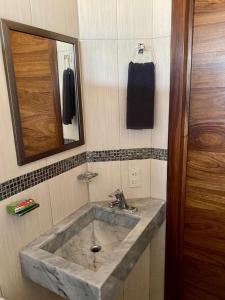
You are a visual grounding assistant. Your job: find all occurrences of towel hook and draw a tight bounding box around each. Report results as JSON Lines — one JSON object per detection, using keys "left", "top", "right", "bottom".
{"left": 133, "top": 43, "right": 156, "bottom": 65}
{"left": 138, "top": 43, "right": 145, "bottom": 54}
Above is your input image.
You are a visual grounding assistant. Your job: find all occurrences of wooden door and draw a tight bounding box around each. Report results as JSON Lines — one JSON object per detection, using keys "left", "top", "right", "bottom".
{"left": 183, "top": 0, "right": 225, "bottom": 298}
{"left": 166, "top": 0, "right": 225, "bottom": 299}
{"left": 10, "top": 31, "right": 63, "bottom": 157}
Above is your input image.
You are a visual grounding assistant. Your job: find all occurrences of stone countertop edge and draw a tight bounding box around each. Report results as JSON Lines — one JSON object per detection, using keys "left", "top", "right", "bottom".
{"left": 20, "top": 198, "right": 166, "bottom": 300}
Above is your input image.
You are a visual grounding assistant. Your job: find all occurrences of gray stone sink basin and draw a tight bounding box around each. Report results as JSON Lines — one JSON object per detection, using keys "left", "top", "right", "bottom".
{"left": 20, "top": 200, "right": 165, "bottom": 300}
{"left": 43, "top": 206, "right": 139, "bottom": 272}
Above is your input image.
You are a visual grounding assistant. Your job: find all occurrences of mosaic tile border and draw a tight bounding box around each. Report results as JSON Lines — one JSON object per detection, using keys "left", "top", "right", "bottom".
{"left": 86, "top": 148, "right": 167, "bottom": 162}
{"left": 0, "top": 152, "right": 87, "bottom": 201}
{"left": 0, "top": 148, "right": 167, "bottom": 201}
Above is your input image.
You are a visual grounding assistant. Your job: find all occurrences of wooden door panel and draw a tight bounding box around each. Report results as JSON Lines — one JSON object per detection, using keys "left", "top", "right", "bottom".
{"left": 187, "top": 152, "right": 225, "bottom": 191}
{"left": 166, "top": 0, "right": 225, "bottom": 299}
{"left": 189, "top": 89, "right": 225, "bottom": 124}
{"left": 183, "top": 255, "right": 225, "bottom": 299}
{"left": 189, "top": 127, "right": 225, "bottom": 152}
{"left": 184, "top": 206, "right": 225, "bottom": 266}
{"left": 182, "top": 281, "right": 223, "bottom": 300}
{"left": 182, "top": 0, "right": 225, "bottom": 298}
{"left": 186, "top": 186, "right": 225, "bottom": 212}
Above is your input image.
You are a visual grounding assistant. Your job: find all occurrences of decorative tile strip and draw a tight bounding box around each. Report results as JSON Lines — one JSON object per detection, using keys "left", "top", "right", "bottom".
{"left": 0, "top": 152, "right": 87, "bottom": 201}
{"left": 0, "top": 148, "right": 167, "bottom": 202}
{"left": 86, "top": 150, "right": 121, "bottom": 162}
{"left": 151, "top": 148, "right": 168, "bottom": 161}
{"left": 87, "top": 148, "right": 167, "bottom": 162}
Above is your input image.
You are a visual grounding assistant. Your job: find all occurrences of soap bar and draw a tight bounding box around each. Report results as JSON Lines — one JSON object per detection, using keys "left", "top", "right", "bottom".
{"left": 6, "top": 199, "right": 36, "bottom": 215}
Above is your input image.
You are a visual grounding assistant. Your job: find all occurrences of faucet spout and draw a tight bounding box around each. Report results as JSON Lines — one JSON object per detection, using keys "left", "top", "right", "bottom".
{"left": 108, "top": 189, "right": 129, "bottom": 210}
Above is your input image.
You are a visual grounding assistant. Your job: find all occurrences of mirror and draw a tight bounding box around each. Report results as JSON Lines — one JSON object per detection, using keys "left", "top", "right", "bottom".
{"left": 0, "top": 19, "right": 84, "bottom": 165}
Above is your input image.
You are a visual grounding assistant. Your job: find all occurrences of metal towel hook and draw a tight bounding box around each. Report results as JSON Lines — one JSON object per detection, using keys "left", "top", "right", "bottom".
{"left": 133, "top": 43, "right": 156, "bottom": 65}
{"left": 138, "top": 43, "right": 145, "bottom": 54}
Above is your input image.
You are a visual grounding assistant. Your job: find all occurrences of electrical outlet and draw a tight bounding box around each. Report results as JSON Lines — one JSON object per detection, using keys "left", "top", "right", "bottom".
{"left": 129, "top": 164, "right": 141, "bottom": 188}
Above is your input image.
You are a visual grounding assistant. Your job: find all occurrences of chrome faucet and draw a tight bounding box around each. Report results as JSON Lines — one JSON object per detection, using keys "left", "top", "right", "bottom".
{"left": 108, "top": 189, "right": 129, "bottom": 210}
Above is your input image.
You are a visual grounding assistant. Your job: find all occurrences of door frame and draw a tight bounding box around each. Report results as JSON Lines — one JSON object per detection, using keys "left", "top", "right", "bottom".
{"left": 165, "top": 0, "right": 194, "bottom": 299}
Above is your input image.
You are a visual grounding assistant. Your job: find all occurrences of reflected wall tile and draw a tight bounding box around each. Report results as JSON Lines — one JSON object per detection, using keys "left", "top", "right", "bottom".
{"left": 80, "top": 40, "right": 120, "bottom": 151}
{"left": 88, "top": 161, "right": 121, "bottom": 202}
{"left": 78, "top": 0, "right": 117, "bottom": 39}
{"left": 118, "top": 39, "right": 152, "bottom": 149}
{"left": 117, "top": 0, "right": 153, "bottom": 39}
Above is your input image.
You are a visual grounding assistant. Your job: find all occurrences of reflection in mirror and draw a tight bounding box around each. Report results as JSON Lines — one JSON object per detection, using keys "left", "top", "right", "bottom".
{"left": 0, "top": 19, "right": 84, "bottom": 165}
{"left": 56, "top": 41, "right": 80, "bottom": 144}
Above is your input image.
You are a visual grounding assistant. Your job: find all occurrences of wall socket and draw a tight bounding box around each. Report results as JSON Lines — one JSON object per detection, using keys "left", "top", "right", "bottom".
{"left": 129, "top": 163, "right": 141, "bottom": 188}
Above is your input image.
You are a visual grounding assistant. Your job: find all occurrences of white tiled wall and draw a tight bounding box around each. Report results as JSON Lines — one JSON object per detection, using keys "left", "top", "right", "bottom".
{"left": 153, "top": 0, "right": 172, "bottom": 38}
{"left": 88, "top": 161, "right": 122, "bottom": 202}
{"left": 78, "top": 0, "right": 171, "bottom": 202}
{"left": 78, "top": 0, "right": 117, "bottom": 39}
{"left": 117, "top": 0, "right": 153, "bottom": 39}
{"left": 81, "top": 40, "right": 120, "bottom": 150}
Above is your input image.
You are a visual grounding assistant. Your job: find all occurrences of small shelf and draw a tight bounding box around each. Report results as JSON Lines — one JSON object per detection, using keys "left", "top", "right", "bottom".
{"left": 8, "top": 203, "right": 40, "bottom": 217}
{"left": 77, "top": 171, "right": 98, "bottom": 183}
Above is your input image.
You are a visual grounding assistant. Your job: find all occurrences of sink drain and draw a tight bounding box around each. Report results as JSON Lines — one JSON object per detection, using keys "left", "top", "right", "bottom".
{"left": 91, "top": 245, "right": 102, "bottom": 253}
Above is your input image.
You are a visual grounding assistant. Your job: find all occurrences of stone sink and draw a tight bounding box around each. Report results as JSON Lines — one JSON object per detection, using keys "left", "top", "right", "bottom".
{"left": 20, "top": 199, "right": 165, "bottom": 300}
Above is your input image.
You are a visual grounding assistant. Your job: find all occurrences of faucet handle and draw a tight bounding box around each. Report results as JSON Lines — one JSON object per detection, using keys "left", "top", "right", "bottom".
{"left": 108, "top": 189, "right": 122, "bottom": 198}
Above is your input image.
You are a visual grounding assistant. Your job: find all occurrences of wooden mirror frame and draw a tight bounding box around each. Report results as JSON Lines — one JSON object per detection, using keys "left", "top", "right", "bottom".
{"left": 0, "top": 19, "right": 85, "bottom": 165}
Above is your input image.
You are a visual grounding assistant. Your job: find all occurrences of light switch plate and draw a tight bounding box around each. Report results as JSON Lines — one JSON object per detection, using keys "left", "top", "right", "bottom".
{"left": 129, "top": 162, "right": 141, "bottom": 188}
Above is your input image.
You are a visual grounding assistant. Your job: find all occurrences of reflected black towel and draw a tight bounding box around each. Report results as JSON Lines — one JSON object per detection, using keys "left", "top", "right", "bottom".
{"left": 127, "top": 62, "right": 155, "bottom": 129}
{"left": 62, "top": 68, "right": 76, "bottom": 125}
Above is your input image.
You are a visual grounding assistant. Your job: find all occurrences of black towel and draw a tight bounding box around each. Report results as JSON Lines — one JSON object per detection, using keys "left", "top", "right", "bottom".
{"left": 127, "top": 62, "right": 155, "bottom": 129}
{"left": 62, "top": 68, "right": 76, "bottom": 125}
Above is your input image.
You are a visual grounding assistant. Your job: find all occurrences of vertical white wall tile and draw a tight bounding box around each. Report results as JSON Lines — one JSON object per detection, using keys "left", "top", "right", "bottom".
{"left": 117, "top": 0, "right": 153, "bottom": 39}
{"left": 0, "top": 182, "right": 60, "bottom": 300}
{"left": 153, "top": 0, "right": 172, "bottom": 38}
{"left": 81, "top": 40, "right": 120, "bottom": 150}
{"left": 88, "top": 162, "right": 121, "bottom": 202}
{"left": 30, "top": 0, "right": 79, "bottom": 37}
{"left": 48, "top": 164, "right": 89, "bottom": 224}
{"left": 0, "top": 0, "right": 31, "bottom": 23}
{"left": 152, "top": 37, "right": 170, "bottom": 149}
{"left": 150, "top": 222, "right": 166, "bottom": 300}
{"left": 118, "top": 40, "right": 152, "bottom": 149}
{"left": 124, "top": 245, "right": 150, "bottom": 300}
{"left": 77, "top": 0, "right": 117, "bottom": 39}
{"left": 121, "top": 160, "right": 151, "bottom": 199}
{"left": 150, "top": 160, "right": 167, "bottom": 200}
{"left": 45, "top": 145, "right": 86, "bottom": 166}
